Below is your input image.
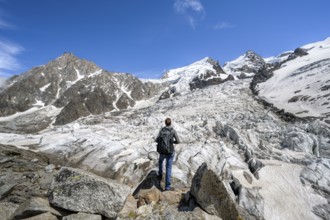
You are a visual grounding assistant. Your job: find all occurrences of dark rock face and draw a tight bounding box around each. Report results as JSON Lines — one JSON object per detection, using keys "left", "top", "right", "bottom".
{"left": 48, "top": 167, "right": 131, "bottom": 219}
{"left": 287, "top": 47, "right": 309, "bottom": 61}
{"left": 189, "top": 73, "right": 234, "bottom": 90}
{"left": 0, "top": 144, "right": 55, "bottom": 205}
{"left": 187, "top": 58, "right": 233, "bottom": 90}
{"left": 190, "top": 163, "right": 258, "bottom": 220}
{"left": 0, "top": 53, "right": 165, "bottom": 126}
{"left": 312, "top": 204, "right": 330, "bottom": 220}
{"left": 248, "top": 159, "right": 264, "bottom": 174}
{"left": 54, "top": 97, "right": 90, "bottom": 125}
{"left": 250, "top": 64, "right": 275, "bottom": 95}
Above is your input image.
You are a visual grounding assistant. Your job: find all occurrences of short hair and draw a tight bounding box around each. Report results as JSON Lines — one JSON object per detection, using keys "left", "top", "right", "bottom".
{"left": 165, "top": 118, "right": 171, "bottom": 126}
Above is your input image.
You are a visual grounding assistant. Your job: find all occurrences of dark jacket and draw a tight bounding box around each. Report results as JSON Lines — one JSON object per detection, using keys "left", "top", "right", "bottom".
{"left": 155, "top": 126, "right": 180, "bottom": 153}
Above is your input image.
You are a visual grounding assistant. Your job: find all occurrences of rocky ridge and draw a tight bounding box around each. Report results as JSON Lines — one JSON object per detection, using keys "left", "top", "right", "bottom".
{"left": 0, "top": 53, "right": 166, "bottom": 128}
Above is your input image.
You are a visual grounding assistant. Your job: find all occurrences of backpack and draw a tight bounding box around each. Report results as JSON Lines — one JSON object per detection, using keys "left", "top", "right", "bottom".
{"left": 157, "top": 127, "right": 174, "bottom": 154}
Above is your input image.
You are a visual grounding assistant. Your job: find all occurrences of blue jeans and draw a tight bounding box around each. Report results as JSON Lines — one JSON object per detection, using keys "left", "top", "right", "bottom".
{"left": 158, "top": 153, "right": 175, "bottom": 190}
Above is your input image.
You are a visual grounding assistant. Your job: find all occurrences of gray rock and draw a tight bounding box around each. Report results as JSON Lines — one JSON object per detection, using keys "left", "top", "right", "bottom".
{"left": 244, "top": 149, "right": 254, "bottom": 162}
{"left": 190, "top": 163, "right": 256, "bottom": 220}
{"left": 48, "top": 167, "right": 131, "bottom": 218}
{"left": 238, "top": 187, "right": 264, "bottom": 220}
{"left": 147, "top": 151, "right": 158, "bottom": 161}
{"left": 63, "top": 212, "right": 102, "bottom": 220}
{"left": 248, "top": 158, "right": 264, "bottom": 175}
{"left": 300, "top": 159, "right": 330, "bottom": 196}
{"left": 22, "top": 212, "right": 58, "bottom": 220}
{"left": 0, "top": 182, "right": 17, "bottom": 199}
{"left": 0, "top": 202, "right": 19, "bottom": 220}
{"left": 281, "top": 131, "right": 317, "bottom": 154}
{"left": 10, "top": 197, "right": 61, "bottom": 220}
{"left": 31, "top": 159, "right": 39, "bottom": 163}
{"left": 214, "top": 122, "right": 248, "bottom": 150}
{"left": 312, "top": 204, "right": 330, "bottom": 220}
{"left": 243, "top": 171, "right": 253, "bottom": 184}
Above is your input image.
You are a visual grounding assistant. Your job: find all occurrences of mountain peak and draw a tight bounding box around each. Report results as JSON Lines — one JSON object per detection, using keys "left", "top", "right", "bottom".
{"left": 54, "top": 52, "right": 84, "bottom": 64}
{"left": 192, "top": 57, "right": 219, "bottom": 66}
{"left": 223, "top": 50, "right": 265, "bottom": 79}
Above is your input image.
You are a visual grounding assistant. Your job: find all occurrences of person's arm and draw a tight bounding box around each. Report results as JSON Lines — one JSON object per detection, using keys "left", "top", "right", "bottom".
{"left": 155, "top": 128, "right": 161, "bottom": 142}
{"left": 172, "top": 129, "right": 180, "bottom": 144}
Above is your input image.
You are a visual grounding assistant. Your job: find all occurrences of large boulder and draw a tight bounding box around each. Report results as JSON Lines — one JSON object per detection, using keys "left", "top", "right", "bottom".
{"left": 190, "top": 163, "right": 247, "bottom": 220}
{"left": 10, "top": 197, "right": 61, "bottom": 220}
{"left": 48, "top": 167, "right": 131, "bottom": 218}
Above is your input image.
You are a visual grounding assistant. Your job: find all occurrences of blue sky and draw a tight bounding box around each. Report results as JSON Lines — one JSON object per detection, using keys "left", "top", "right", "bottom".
{"left": 0, "top": 0, "right": 330, "bottom": 80}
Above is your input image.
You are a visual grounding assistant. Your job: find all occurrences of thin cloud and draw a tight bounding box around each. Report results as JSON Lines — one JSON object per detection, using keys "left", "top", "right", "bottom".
{"left": 174, "top": 0, "right": 204, "bottom": 13}
{"left": 0, "top": 8, "right": 14, "bottom": 30}
{"left": 0, "top": 7, "right": 23, "bottom": 78}
{"left": 0, "top": 18, "right": 11, "bottom": 29}
{"left": 174, "top": 0, "right": 205, "bottom": 29}
{"left": 213, "top": 21, "right": 235, "bottom": 30}
{"left": 0, "top": 39, "right": 24, "bottom": 77}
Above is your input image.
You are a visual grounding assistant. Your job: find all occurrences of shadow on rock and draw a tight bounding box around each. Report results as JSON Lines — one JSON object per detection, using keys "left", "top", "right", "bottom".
{"left": 132, "top": 170, "right": 162, "bottom": 197}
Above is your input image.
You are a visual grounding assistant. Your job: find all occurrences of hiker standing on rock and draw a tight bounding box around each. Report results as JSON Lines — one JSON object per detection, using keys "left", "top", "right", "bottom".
{"left": 155, "top": 118, "right": 180, "bottom": 191}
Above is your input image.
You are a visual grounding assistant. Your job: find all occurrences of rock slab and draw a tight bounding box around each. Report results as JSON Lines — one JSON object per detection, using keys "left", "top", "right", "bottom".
{"left": 48, "top": 167, "right": 131, "bottom": 218}
{"left": 190, "top": 163, "right": 240, "bottom": 220}
{"left": 10, "top": 197, "right": 61, "bottom": 220}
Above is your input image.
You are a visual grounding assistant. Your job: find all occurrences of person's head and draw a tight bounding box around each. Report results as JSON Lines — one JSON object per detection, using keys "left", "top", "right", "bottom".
{"left": 165, "top": 118, "right": 171, "bottom": 126}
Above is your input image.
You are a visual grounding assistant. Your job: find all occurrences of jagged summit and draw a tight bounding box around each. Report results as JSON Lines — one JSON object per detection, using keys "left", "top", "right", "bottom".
{"left": 223, "top": 50, "right": 265, "bottom": 79}
{"left": 0, "top": 53, "right": 165, "bottom": 126}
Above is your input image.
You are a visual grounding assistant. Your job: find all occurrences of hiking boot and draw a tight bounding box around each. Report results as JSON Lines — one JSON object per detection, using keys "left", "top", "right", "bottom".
{"left": 165, "top": 187, "right": 175, "bottom": 191}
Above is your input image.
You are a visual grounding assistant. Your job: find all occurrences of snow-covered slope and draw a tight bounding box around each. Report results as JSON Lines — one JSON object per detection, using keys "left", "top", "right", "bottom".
{"left": 223, "top": 50, "right": 266, "bottom": 79}
{"left": 264, "top": 51, "right": 293, "bottom": 64}
{"left": 161, "top": 57, "right": 230, "bottom": 95}
{"left": 256, "top": 37, "right": 330, "bottom": 125}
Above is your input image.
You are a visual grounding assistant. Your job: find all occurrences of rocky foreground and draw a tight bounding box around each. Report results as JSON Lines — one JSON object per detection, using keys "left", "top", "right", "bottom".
{"left": 0, "top": 143, "right": 241, "bottom": 220}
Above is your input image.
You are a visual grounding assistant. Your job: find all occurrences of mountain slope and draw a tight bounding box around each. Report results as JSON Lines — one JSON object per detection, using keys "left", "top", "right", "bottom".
{"left": 0, "top": 53, "right": 165, "bottom": 127}
{"left": 254, "top": 37, "right": 330, "bottom": 126}
{"left": 160, "top": 57, "right": 232, "bottom": 99}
